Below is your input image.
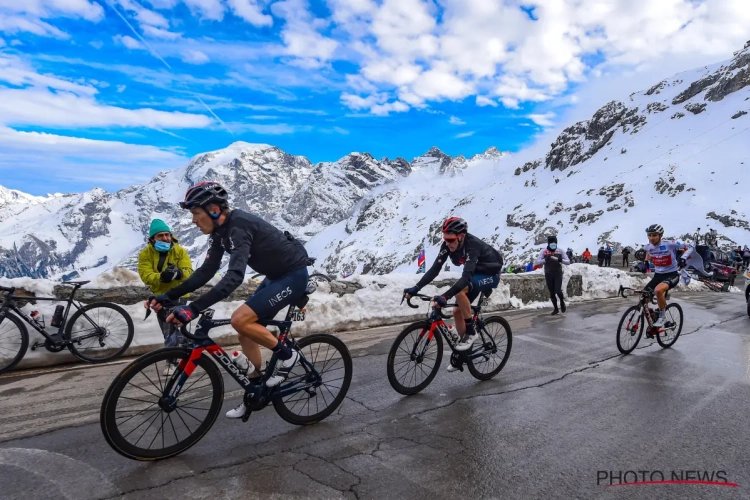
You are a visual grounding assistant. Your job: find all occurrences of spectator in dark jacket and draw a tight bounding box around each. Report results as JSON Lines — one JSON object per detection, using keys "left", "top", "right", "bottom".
{"left": 622, "top": 247, "right": 631, "bottom": 268}
{"left": 597, "top": 247, "right": 606, "bottom": 267}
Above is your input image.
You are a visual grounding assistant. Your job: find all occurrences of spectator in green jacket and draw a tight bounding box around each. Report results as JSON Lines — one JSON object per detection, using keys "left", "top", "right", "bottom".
{"left": 138, "top": 219, "right": 193, "bottom": 351}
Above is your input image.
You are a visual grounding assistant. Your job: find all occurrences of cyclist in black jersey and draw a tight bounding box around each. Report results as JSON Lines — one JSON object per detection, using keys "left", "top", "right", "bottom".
{"left": 149, "top": 181, "right": 310, "bottom": 419}
{"left": 404, "top": 217, "right": 503, "bottom": 363}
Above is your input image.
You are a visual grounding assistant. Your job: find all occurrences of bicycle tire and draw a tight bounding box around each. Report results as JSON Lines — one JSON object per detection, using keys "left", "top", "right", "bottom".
{"left": 0, "top": 312, "right": 29, "bottom": 375}
{"left": 616, "top": 306, "right": 644, "bottom": 355}
{"left": 386, "top": 320, "right": 443, "bottom": 395}
{"left": 64, "top": 302, "right": 134, "bottom": 363}
{"left": 309, "top": 273, "right": 333, "bottom": 283}
{"left": 656, "top": 303, "right": 684, "bottom": 348}
{"left": 273, "top": 334, "right": 352, "bottom": 425}
{"left": 100, "top": 347, "right": 223, "bottom": 461}
{"left": 467, "top": 316, "right": 513, "bottom": 380}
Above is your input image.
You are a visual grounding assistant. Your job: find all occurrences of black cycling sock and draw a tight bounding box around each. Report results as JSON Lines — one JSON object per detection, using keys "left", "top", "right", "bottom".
{"left": 272, "top": 340, "right": 292, "bottom": 361}
{"left": 551, "top": 296, "right": 558, "bottom": 309}
{"left": 464, "top": 318, "right": 475, "bottom": 336}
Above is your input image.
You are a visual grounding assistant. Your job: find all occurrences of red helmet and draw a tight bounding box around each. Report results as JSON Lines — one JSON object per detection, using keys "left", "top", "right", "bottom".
{"left": 442, "top": 216, "right": 468, "bottom": 235}
{"left": 180, "top": 181, "right": 228, "bottom": 210}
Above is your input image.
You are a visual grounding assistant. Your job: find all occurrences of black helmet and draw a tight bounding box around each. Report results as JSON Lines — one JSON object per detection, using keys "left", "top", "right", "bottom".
{"left": 645, "top": 224, "right": 664, "bottom": 235}
{"left": 180, "top": 181, "right": 228, "bottom": 210}
{"left": 547, "top": 235, "right": 557, "bottom": 244}
{"left": 442, "top": 216, "right": 468, "bottom": 235}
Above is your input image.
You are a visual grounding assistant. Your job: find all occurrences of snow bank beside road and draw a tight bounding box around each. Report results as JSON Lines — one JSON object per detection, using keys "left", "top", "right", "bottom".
{"left": 5, "top": 265, "right": 734, "bottom": 371}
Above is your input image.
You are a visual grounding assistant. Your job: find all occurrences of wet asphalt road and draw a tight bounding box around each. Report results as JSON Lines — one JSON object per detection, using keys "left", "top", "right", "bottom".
{"left": 1, "top": 292, "right": 749, "bottom": 499}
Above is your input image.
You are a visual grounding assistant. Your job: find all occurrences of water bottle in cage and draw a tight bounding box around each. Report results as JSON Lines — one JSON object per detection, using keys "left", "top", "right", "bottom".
{"left": 50, "top": 305, "right": 65, "bottom": 327}
{"left": 230, "top": 351, "right": 253, "bottom": 375}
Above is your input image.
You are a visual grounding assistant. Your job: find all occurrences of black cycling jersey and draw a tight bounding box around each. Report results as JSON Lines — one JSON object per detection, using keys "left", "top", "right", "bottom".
{"left": 415, "top": 233, "right": 503, "bottom": 299}
{"left": 166, "top": 209, "right": 308, "bottom": 311}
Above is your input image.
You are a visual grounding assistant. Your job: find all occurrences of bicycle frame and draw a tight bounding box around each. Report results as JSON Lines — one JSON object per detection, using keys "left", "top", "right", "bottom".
{"left": 618, "top": 286, "right": 666, "bottom": 332}
{"left": 409, "top": 294, "right": 496, "bottom": 363}
{"left": 163, "top": 298, "right": 321, "bottom": 405}
{"left": 0, "top": 284, "right": 100, "bottom": 346}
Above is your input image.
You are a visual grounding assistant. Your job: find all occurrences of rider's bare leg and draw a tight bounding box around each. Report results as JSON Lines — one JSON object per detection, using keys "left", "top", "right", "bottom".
{"left": 452, "top": 288, "right": 471, "bottom": 334}
{"left": 655, "top": 283, "right": 668, "bottom": 310}
{"left": 231, "top": 305, "right": 278, "bottom": 376}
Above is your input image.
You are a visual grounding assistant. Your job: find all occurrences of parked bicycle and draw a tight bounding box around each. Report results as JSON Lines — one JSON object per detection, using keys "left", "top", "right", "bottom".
{"left": 0, "top": 280, "right": 134, "bottom": 374}
{"left": 386, "top": 293, "right": 512, "bottom": 395}
{"left": 100, "top": 282, "right": 352, "bottom": 461}
{"left": 616, "top": 285, "right": 684, "bottom": 354}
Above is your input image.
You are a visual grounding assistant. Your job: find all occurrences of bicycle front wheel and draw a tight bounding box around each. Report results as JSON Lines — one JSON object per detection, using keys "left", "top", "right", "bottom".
{"left": 386, "top": 321, "right": 443, "bottom": 395}
{"left": 65, "top": 302, "right": 134, "bottom": 363}
{"left": 273, "top": 334, "right": 352, "bottom": 425}
{"left": 467, "top": 316, "right": 512, "bottom": 380}
{"left": 100, "top": 347, "right": 223, "bottom": 461}
{"left": 657, "top": 303, "right": 684, "bottom": 348}
{"left": 0, "top": 312, "right": 29, "bottom": 375}
{"left": 616, "top": 306, "right": 644, "bottom": 355}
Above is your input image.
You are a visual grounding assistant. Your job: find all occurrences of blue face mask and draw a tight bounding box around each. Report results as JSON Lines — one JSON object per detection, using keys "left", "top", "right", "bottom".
{"left": 549, "top": 243, "right": 557, "bottom": 251}
{"left": 154, "top": 241, "right": 171, "bottom": 253}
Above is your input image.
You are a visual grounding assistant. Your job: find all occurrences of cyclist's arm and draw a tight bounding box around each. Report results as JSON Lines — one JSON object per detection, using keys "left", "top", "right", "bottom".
{"left": 415, "top": 246, "right": 446, "bottom": 290}
{"left": 189, "top": 227, "right": 253, "bottom": 312}
{"left": 165, "top": 236, "right": 224, "bottom": 301}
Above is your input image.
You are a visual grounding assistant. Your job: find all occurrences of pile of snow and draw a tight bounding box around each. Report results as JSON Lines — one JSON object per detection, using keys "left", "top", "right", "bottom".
{"left": 84, "top": 267, "right": 143, "bottom": 288}
{"left": 0, "top": 277, "right": 57, "bottom": 296}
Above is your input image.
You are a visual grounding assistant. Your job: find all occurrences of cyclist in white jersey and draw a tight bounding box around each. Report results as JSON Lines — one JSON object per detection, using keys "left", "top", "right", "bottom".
{"left": 644, "top": 224, "right": 693, "bottom": 327}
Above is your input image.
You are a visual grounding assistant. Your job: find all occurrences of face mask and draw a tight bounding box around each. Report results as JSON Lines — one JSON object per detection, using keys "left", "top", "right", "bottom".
{"left": 549, "top": 243, "right": 557, "bottom": 251}
{"left": 154, "top": 241, "right": 171, "bottom": 253}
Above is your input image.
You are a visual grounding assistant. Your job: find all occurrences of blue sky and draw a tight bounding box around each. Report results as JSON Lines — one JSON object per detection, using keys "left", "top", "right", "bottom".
{"left": 1, "top": 0, "right": 748, "bottom": 195}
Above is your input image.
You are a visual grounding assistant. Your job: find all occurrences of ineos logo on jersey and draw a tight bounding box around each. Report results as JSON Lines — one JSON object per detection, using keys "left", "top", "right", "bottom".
{"left": 269, "top": 287, "right": 293, "bottom": 306}
{"left": 478, "top": 276, "right": 494, "bottom": 286}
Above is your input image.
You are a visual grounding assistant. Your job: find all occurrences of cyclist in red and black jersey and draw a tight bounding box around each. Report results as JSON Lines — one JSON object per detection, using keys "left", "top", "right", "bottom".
{"left": 404, "top": 217, "right": 503, "bottom": 359}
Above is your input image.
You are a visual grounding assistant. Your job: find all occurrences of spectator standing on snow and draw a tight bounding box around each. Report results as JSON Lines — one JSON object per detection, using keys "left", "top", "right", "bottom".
{"left": 622, "top": 247, "right": 631, "bottom": 268}
{"left": 604, "top": 245, "right": 613, "bottom": 267}
{"left": 597, "top": 247, "right": 606, "bottom": 267}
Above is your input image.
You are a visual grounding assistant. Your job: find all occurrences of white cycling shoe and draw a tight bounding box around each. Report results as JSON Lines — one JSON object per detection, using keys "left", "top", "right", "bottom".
{"left": 266, "top": 350, "right": 300, "bottom": 387}
{"left": 455, "top": 333, "right": 478, "bottom": 352}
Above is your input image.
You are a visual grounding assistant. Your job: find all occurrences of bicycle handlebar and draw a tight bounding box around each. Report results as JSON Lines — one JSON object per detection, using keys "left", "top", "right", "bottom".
{"left": 0, "top": 285, "right": 14, "bottom": 292}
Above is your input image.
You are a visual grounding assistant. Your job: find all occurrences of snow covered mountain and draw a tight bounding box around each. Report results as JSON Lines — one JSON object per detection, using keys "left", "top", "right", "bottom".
{"left": 305, "top": 41, "right": 750, "bottom": 275}
{"left": 0, "top": 141, "right": 488, "bottom": 279}
{"left": 2, "top": 41, "right": 749, "bottom": 280}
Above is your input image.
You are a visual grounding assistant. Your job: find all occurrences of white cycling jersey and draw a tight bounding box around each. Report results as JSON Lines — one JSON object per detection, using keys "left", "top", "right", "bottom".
{"left": 645, "top": 241, "right": 693, "bottom": 274}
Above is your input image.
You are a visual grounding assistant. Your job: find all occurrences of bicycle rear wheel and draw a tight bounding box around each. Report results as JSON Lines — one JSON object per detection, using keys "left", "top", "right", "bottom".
{"left": 656, "top": 303, "right": 684, "bottom": 348}
{"left": 467, "top": 316, "right": 512, "bottom": 380}
{"left": 0, "top": 312, "right": 29, "bottom": 375}
{"left": 386, "top": 321, "right": 443, "bottom": 395}
{"left": 65, "top": 303, "right": 134, "bottom": 363}
{"left": 616, "top": 306, "right": 644, "bottom": 355}
{"left": 273, "top": 334, "right": 352, "bottom": 425}
{"left": 100, "top": 347, "right": 223, "bottom": 461}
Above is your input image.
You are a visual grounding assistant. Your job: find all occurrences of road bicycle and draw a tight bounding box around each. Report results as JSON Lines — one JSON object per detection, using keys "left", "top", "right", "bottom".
{"left": 100, "top": 284, "right": 352, "bottom": 461}
{"left": 616, "top": 285, "right": 684, "bottom": 354}
{"left": 386, "top": 292, "right": 512, "bottom": 395}
{"left": 0, "top": 280, "right": 134, "bottom": 374}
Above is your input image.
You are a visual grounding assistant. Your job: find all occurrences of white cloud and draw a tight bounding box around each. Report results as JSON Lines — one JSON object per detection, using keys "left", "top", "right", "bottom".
{"left": 227, "top": 0, "right": 273, "bottom": 26}
{"left": 0, "top": 87, "right": 213, "bottom": 129}
{"left": 528, "top": 112, "right": 556, "bottom": 127}
{"left": 113, "top": 34, "right": 143, "bottom": 50}
{"left": 0, "top": 38, "right": 4, "bottom": 47}
{"left": 9, "top": 39, "right": 22, "bottom": 46}
{"left": 0, "top": 14, "right": 69, "bottom": 38}
{"left": 0, "top": 126, "right": 186, "bottom": 188}
{"left": 328, "top": 0, "right": 750, "bottom": 115}
{"left": 0, "top": 0, "right": 104, "bottom": 21}
{"left": 115, "top": 0, "right": 169, "bottom": 28}
{"left": 181, "top": 49, "right": 209, "bottom": 64}
{"left": 455, "top": 131, "right": 475, "bottom": 138}
{"left": 234, "top": 123, "right": 299, "bottom": 134}
{"left": 142, "top": 25, "right": 182, "bottom": 39}
{"left": 475, "top": 96, "right": 497, "bottom": 107}
{"left": 0, "top": 54, "right": 96, "bottom": 94}
{"left": 271, "top": 0, "right": 339, "bottom": 68}
{"left": 449, "top": 116, "right": 465, "bottom": 125}
{"left": 182, "top": 0, "right": 225, "bottom": 21}
{"left": 116, "top": 84, "right": 127, "bottom": 92}
{"left": 89, "top": 40, "right": 103, "bottom": 48}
